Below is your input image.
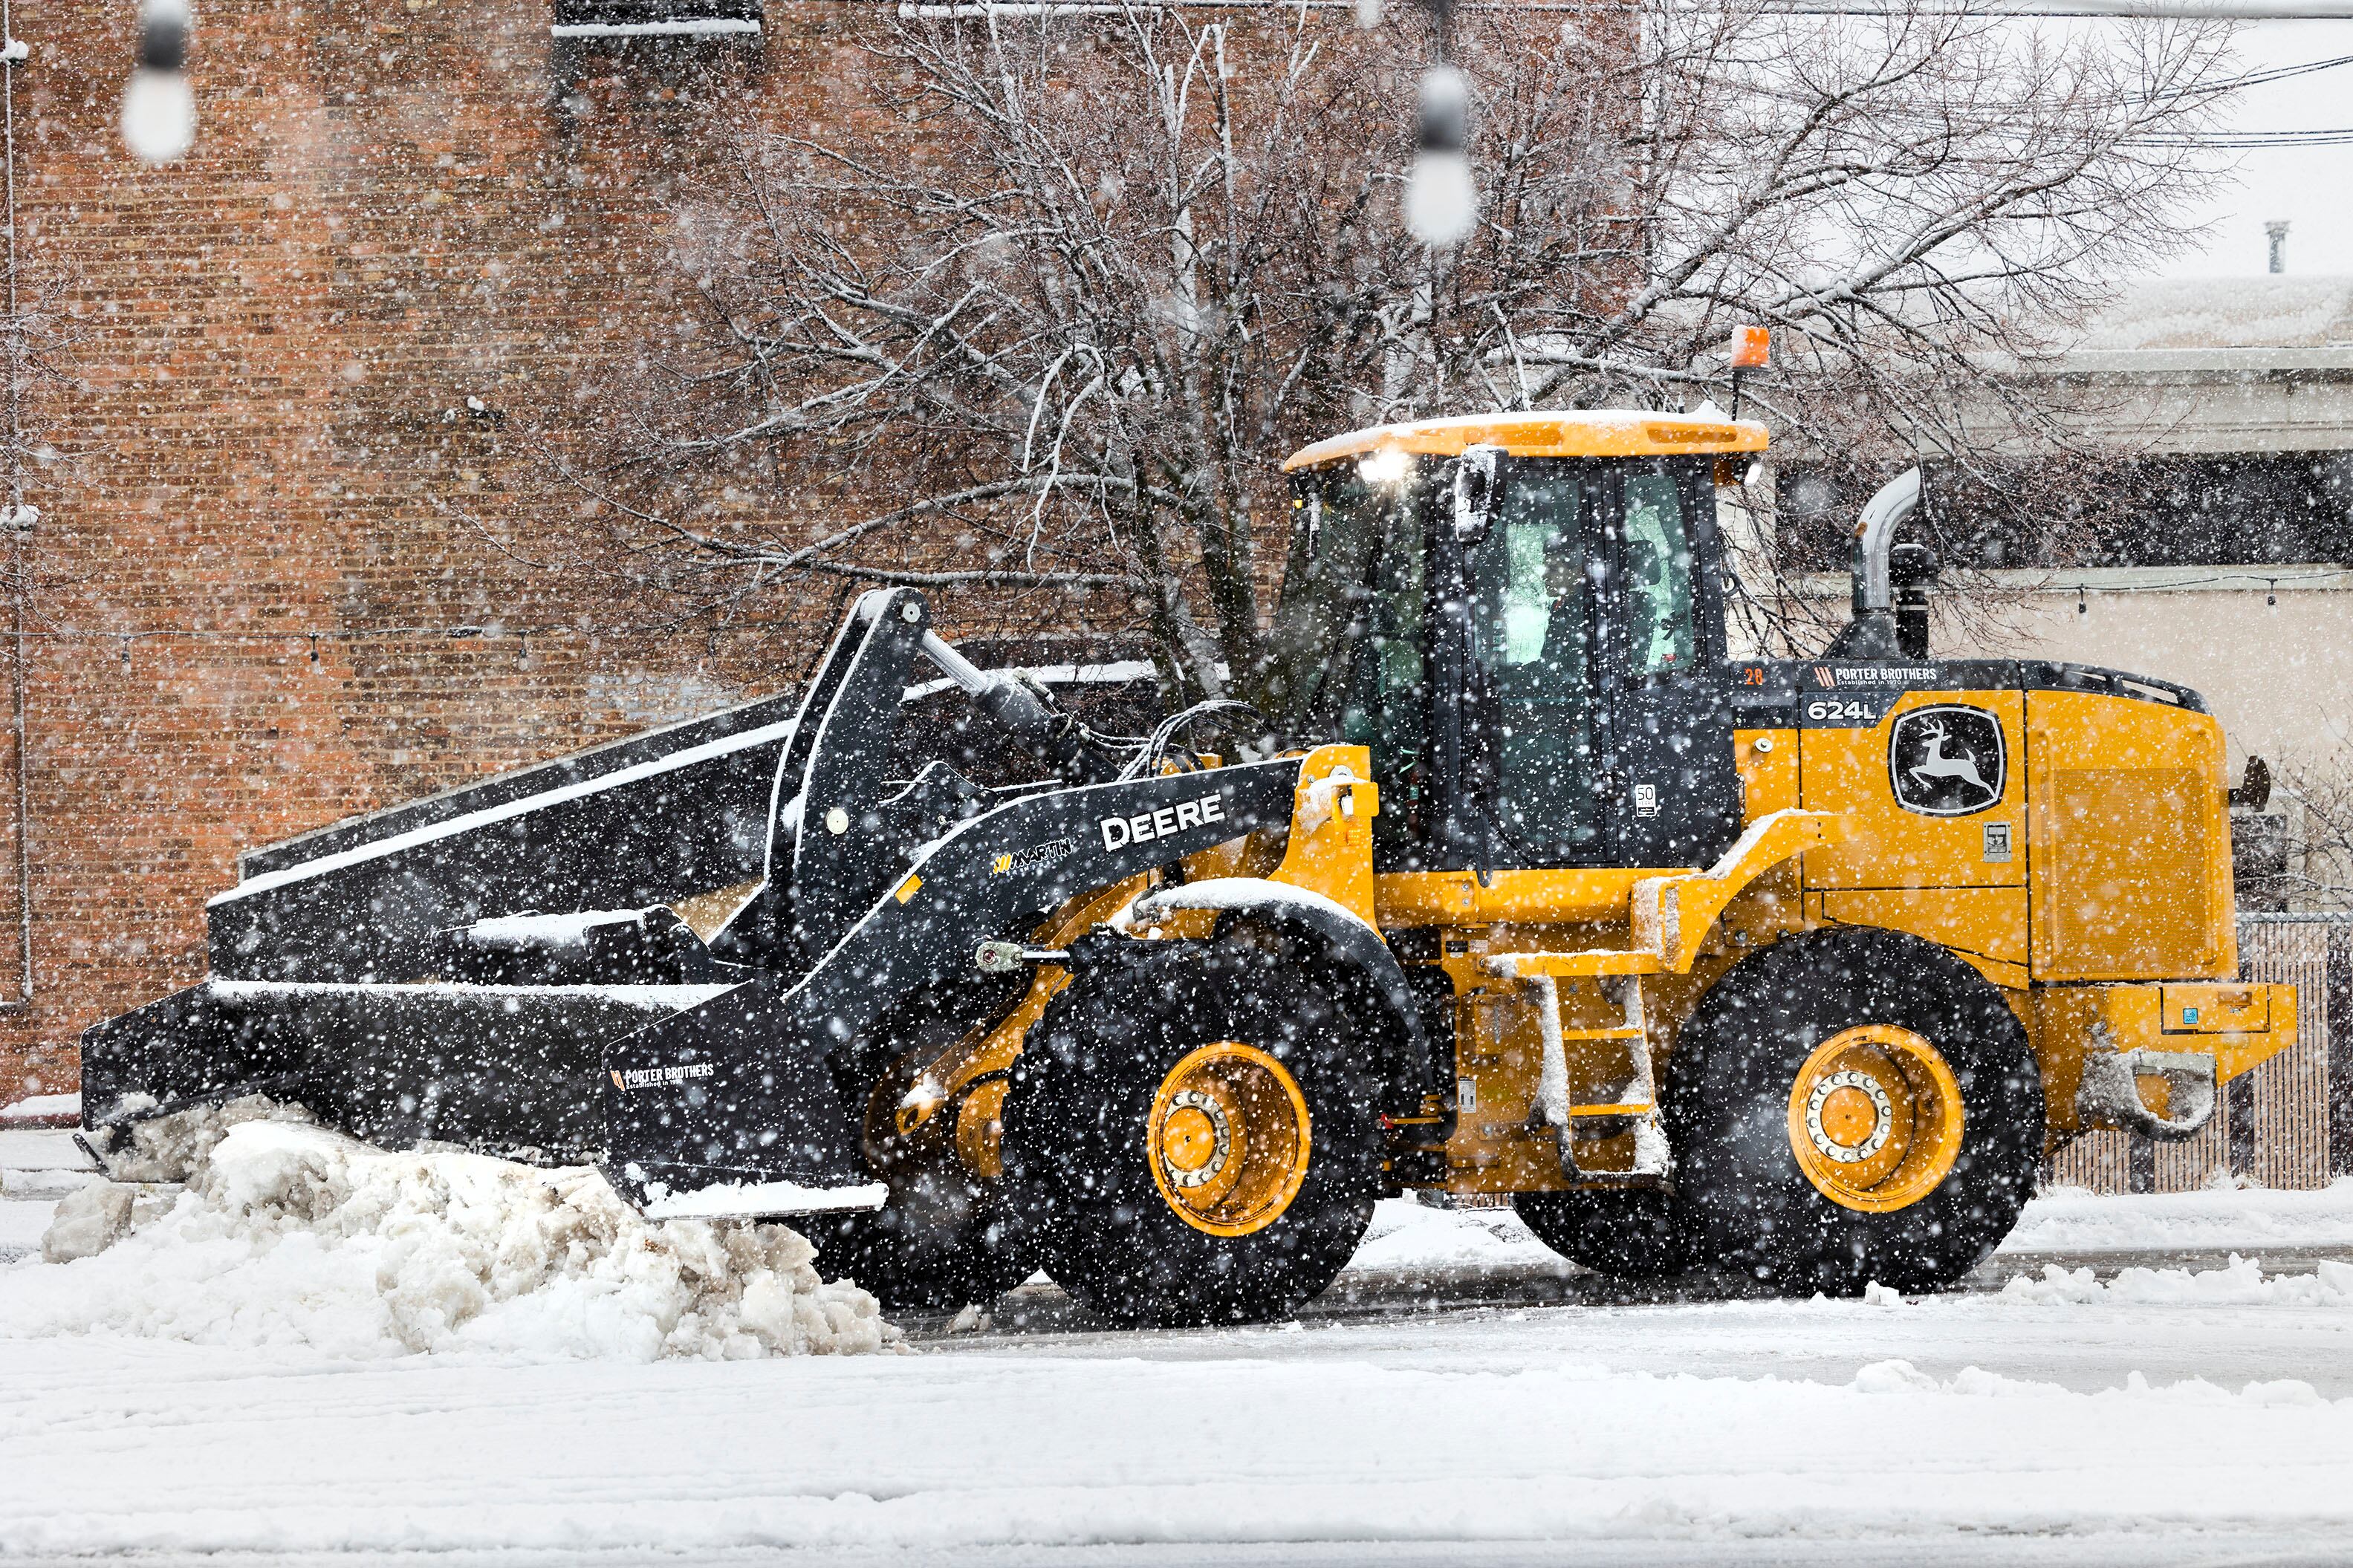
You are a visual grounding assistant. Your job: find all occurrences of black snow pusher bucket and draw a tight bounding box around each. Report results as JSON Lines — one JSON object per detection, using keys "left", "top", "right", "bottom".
{"left": 81, "top": 589, "right": 1305, "bottom": 1217}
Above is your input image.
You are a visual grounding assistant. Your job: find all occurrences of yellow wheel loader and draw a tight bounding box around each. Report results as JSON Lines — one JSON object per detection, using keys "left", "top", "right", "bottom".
{"left": 79, "top": 411, "right": 2296, "bottom": 1328}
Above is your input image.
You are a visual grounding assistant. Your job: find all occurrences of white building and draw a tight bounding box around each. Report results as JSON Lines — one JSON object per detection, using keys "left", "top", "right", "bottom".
{"left": 1765, "top": 276, "right": 2353, "bottom": 909}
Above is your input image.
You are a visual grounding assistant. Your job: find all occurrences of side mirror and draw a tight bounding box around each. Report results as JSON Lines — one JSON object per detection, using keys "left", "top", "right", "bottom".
{"left": 1451, "top": 443, "right": 1503, "bottom": 543}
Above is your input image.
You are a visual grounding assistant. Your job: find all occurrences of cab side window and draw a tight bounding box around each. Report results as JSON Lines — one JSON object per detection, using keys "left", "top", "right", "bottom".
{"left": 1623, "top": 472, "right": 1697, "bottom": 676}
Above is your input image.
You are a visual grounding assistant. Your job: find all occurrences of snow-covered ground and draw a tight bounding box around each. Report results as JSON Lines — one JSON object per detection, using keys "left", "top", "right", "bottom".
{"left": 6, "top": 1125, "right": 2353, "bottom": 1565}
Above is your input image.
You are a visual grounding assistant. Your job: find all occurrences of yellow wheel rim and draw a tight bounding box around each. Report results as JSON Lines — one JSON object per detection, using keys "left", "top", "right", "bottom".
{"left": 1147, "top": 1040, "right": 1312, "bottom": 1237}
{"left": 1785, "top": 1024, "right": 1964, "bottom": 1214}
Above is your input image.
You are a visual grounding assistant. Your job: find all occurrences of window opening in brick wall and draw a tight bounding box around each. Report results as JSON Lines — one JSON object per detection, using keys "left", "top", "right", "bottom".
{"left": 1777, "top": 451, "right": 2353, "bottom": 574}
{"left": 551, "top": 0, "right": 762, "bottom": 38}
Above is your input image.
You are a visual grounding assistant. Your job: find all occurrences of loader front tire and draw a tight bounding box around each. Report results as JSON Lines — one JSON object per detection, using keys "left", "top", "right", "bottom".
{"left": 1667, "top": 927, "right": 2042, "bottom": 1295}
{"left": 999, "top": 937, "right": 1384, "bottom": 1329}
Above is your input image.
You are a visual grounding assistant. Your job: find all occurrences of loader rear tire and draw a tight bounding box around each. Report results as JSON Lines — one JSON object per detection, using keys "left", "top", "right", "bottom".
{"left": 999, "top": 937, "right": 1384, "bottom": 1329}
{"left": 1514, "top": 1188, "right": 1703, "bottom": 1281}
{"left": 1666, "top": 927, "right": 2042, "bottom": 1296}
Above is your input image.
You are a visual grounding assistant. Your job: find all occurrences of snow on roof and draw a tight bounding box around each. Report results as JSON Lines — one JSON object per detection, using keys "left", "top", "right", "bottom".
{"left": 2076, "top": 276, "right": 2353, "bottom": 353}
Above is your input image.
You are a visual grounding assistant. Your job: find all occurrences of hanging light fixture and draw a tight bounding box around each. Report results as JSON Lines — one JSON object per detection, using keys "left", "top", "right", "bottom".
{"left": 1406, "top": 64, "right": 1476, "bottom": 248}
{"left": 121, "top": 0, "right": 195, "bottom": 166}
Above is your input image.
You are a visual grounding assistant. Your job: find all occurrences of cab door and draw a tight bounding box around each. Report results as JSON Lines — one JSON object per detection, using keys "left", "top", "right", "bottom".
{"left": 1461, "top": 460, "right": 1612, "bottom": 868}
{"left": 1600, "top": 461, "right": 1745, "bottom": 869}
{"left": 1461, "top": 458, "right": 1742, "bottom": 872}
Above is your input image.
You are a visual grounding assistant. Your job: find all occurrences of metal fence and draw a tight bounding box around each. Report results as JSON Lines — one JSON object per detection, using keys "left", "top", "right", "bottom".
{"left": 2047, "top": 914, "right": 2352, "bottom": 1193}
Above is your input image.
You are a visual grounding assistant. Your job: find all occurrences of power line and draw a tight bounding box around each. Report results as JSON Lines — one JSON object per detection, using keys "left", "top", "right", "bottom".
{"left": 2231, "top": 50, "right": 2353, "bottom": 86}
{"left": 2039, "top": 566, "right": 2353, "bottom": 590}
{"left": 1764, "top": 1, "right": 2353, "bottom": 14}
{"left": 2132, "top": 126, "right": 2353, "bottom": 142}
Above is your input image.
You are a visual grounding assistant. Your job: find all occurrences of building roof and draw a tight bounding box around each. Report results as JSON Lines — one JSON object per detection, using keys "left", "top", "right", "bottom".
{"left": 1279, "top": 410, "right": 1770, "bottom": 472}
{"left": 2076, "top": 276, "right": 2353, "bottom": 354}
{"left": 2023, "top": 277, "right": 2353, "bottom": 455}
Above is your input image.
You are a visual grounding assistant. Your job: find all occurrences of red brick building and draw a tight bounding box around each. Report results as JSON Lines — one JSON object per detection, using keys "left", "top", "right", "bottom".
{"left": 0, "top": 2, "right": 930, "bottom": 1099}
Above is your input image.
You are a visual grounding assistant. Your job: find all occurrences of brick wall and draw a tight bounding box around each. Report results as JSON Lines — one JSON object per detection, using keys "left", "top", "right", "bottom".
{"left": 0, "top": 3, "right": 912, "bottom": 1098}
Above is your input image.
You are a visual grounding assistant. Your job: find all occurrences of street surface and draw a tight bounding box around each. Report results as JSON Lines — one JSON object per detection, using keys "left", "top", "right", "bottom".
{"left": 5, "top": 1126, "right": 2352, "bottom": 1567}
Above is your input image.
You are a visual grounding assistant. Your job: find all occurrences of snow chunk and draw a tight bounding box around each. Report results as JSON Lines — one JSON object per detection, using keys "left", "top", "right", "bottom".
{"left": 1132, "top": 876, "right": 1374, "bottom": 933}
{"left": 40, "top": 1181, "right": 178, "bottom": 1263}
{"left": 2000, "top": 1255, "right": 2353, "bottom": 1310}
{"left": 461, "top": 908, "right": 654, "bottom": 948}
{"left": 1345, "top": 1195, "right": 1561, "bottom": 1273}
{"left": 91, "top": 1092, "right": 311, "bottom": 1184}
{"left": 1852, "top": 1357, "right": 1941, "bottom": 1393}
{"left": 643, "top": 1176, "right": 888, "bottom": 1220}
{"left": 4, "top": 1121, "right": 895, "bottom": 1361}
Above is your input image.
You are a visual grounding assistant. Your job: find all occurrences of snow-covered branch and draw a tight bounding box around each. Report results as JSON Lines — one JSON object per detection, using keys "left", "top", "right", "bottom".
{"left": 536, "top": 0, "right": 2239, "bottom": 676}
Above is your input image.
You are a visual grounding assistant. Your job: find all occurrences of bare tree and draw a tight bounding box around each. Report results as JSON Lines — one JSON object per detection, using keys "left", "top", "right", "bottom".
{"left": 536, "top": 0, "right": 2238, "bottom": 692}
{"left": 2272, "top": 749, "right": 2353, "bottom": 911}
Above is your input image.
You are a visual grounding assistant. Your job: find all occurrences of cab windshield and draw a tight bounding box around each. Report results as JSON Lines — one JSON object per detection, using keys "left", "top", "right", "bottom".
{"left": 1259, "top": 458, "right": 1431, "bottom": 851}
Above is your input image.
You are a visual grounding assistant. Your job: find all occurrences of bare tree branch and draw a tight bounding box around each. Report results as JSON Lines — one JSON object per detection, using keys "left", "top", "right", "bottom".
{"left": 531, "top": 0, "right": 2238, "bottom": 679}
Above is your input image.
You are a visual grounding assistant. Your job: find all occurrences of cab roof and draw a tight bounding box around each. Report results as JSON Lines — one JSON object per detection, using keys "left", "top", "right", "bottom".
{"left": 1279, "top": 410, "right": 1770, "bottom": 472}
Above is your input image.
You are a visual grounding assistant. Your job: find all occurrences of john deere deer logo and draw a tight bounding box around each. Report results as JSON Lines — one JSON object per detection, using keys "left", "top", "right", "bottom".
{"left": 1908, "top": 718, "right": 1990, "bottom": 793}
{"left": 1889, "top": 705, "right": 2004, "bottom": 816}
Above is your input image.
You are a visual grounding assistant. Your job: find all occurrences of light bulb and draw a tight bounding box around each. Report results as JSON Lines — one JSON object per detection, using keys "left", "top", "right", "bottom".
{"left": 124, "top": 0, "right": 195, "bottom": 166}
{"left": 123, "top": 68, "right": 194, "bottom": 164}
{"left": 1406, "top": 152, "right": 1477, "bottom": 248}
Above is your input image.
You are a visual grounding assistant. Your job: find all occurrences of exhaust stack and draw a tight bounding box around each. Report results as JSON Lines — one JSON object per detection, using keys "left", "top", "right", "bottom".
{"left": 1825, "top": 466, "right": 1923, "bottom": 660}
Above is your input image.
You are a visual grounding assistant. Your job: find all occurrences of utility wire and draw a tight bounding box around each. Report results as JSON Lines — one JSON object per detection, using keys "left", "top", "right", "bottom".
{"left": 2230, "top": 50, "right": 2353, "bottom": 88}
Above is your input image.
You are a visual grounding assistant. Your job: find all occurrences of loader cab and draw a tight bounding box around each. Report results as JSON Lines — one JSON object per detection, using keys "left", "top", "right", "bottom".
{"left": 1265, "top": 412, "right": 1768, "bottom": 874}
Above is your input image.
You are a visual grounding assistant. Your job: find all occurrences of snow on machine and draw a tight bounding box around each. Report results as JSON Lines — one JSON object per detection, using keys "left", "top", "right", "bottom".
{"left": 80, "top": 411, "right": 2299, "bottom": 1326}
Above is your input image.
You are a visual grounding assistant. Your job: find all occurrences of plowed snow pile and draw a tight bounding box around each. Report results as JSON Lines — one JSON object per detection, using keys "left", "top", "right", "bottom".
{"left": 2002, "top": 1252, "right": 2353, "bottom": 1308}
{"left": 0, "top": 1117, "right": 894, "bottom": 1360}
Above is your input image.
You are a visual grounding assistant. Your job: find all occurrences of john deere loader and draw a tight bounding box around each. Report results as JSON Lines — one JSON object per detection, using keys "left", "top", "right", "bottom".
{"left": 79, "top": 411, "right": 2297, "bottom": 1326}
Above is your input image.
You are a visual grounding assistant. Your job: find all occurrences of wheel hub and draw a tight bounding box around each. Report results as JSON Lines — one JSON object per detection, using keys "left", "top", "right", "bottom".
{"left": 1146, "top": 1040, "right": 1312, "bottom": 1237}
{"left": 1785, "top": 1024, "right": 1964, "bottom": 1214}
{"left": 1805, "top": 1071, "right": 1893, "bottom": 1164}
{"left": 1158, "top": 1093, "right": 1233, "bottom": 1189}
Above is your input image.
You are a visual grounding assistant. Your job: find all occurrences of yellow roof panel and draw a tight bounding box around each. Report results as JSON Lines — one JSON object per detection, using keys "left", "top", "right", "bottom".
{"left": 1279, "top": 410, "right": 1769, "bottom": 472}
